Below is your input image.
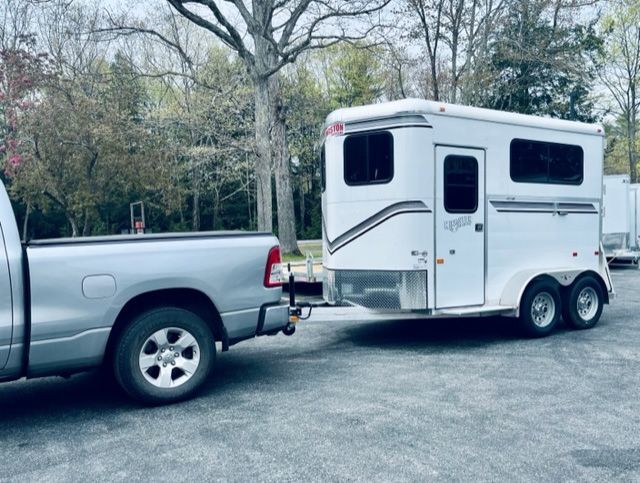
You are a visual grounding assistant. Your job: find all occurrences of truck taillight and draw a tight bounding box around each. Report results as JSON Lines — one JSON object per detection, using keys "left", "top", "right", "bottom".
{"left": 264, "top": 246, "right": 283, "bottom": 288}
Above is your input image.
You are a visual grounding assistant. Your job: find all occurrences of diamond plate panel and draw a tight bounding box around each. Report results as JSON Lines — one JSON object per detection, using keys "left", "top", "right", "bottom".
{"left": 324, "top": 269, "right": 427, "bottom": 310}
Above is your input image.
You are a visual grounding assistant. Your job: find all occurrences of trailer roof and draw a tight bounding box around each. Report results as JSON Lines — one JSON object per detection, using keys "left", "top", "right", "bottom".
{"left": 325, "top": 98, "right": 605, "bottom": 137}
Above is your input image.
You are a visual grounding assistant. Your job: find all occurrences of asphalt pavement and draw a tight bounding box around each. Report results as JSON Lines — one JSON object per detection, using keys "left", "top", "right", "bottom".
{"left": 1, "top": 269, "right": 639, "bottom": 481}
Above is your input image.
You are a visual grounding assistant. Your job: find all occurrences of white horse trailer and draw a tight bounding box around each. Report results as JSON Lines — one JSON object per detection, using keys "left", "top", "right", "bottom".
{"left": 632, "top": 184, "right": 640, "bottom": 248}
{"left": 602, "top": 174, "right": 640, "bottom": 265}
{"left": 320, "top": 99, "right": 613, "bottom": 336}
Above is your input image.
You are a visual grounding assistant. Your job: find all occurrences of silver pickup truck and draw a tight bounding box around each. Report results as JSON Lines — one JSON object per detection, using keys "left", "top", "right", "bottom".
{"left": 0, "top": 184, "right": 293, "bottom": 404}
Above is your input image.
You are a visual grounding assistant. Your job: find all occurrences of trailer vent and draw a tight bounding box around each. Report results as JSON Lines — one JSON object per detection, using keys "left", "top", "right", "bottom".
{"left": 324, "top": 269, "right": 427, "bottom": 310}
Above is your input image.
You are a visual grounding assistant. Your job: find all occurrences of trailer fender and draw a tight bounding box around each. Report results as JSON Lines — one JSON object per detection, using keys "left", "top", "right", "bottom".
{"left": 500, "top": 269, "right": 597, "bottom": 317}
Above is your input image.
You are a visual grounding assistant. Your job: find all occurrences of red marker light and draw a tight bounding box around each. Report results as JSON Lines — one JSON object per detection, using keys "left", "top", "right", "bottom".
{"left": 572, "top": 252, "right": 578, "bottom": 257}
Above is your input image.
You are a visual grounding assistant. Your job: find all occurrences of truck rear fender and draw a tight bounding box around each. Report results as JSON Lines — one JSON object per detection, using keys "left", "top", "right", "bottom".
{"left": 104, "top": 288, "right": 228, "bottom": 367}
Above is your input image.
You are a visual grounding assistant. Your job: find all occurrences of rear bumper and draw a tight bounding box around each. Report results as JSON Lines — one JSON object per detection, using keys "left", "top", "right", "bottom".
{"left": 257, "top": 301, "right": 290, "bottom": 335}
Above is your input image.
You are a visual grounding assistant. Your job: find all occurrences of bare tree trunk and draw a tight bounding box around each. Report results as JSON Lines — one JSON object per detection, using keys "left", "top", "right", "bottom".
{"left": 245, "top": 158, "right": 253, "bottom": 229}
{"left": 82, "top": 210, "right": 91, "bottom": 237}
{"left": 192, "top": 188, "right": 201, "bottom": 231}
{"left": 212, "top": 190, "right": 220, "bottom": 230}
{"left": 68, "top": 216, "right": 79, "bottom": 237}
{"left": 630, "top": 102, "right": 638, "bottom": 183}
{"left": 254, "top": 76, "right": 273, "bottom": 232}
{"left": 270, "top": 76, "right": 299, "bottom": 255}
{"left": 299, "top": 182, "right": 306, "bottom": 237}
{"left": 22, "top": 202, "right": 31, "bottom": 242}
{"left": 44, "top": 192, "right": 79, "bottom": 237}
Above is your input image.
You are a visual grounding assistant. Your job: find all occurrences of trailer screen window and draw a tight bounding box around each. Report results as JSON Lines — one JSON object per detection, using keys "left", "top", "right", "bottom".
{"left": 444, "top": 155, "right": 478, "bottom": 213}
{"left": 510, "top": 139, "right": 583, "bottom": 185}
{"left": 344, "top": 131, "right": 393, "bottom": 185}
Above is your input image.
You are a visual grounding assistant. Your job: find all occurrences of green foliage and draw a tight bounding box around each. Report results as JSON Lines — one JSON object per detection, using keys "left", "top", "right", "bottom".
{"left": 326, "top": 43, "right": 384, "bottom": 108}
{"left": 604, "top": 117, "right": 640, "bottom": 176}
{"left": 0, "top": 0, "right": 634, "bottom": 242}
{"left": 485, "top": 1, "right": 602, "bottom": 121}
{"left": 11, "top": 53, "right": 167, "bottom": 237}
{"left": 282, "top": 62, "right": 331, "bottom": 239}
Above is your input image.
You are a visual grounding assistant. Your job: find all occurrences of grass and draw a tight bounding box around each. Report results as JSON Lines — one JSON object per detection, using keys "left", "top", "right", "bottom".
{"left": 282, "top": 241, "right": 322, "bottom": 263}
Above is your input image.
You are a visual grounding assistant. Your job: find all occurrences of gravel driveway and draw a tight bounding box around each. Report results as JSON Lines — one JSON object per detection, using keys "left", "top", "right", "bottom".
{"left": 0, "top": 269, "right": 639, "bottom": 481}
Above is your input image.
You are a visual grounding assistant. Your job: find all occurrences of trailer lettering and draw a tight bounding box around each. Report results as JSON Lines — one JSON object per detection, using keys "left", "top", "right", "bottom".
{"left": 444, "top": 215, "right": 473, "bottom": 232}
{"left": 324, "top": 122, "right": 345, "bottom": 137}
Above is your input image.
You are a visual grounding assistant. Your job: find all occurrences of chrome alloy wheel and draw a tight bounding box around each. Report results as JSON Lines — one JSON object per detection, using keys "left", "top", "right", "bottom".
{"left": 138, "top": 327, "right": 201, "bottom": 389}
{"left": 531, "top": 292, "right": 556, "bottom": 327}
{"left": 576, "top": 286, "right": 598, "bottom": 321}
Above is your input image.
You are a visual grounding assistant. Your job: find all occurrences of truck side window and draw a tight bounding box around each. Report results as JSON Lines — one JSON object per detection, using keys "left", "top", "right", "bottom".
{"left": 343, "top": 131, "right": 393, "bottom": 186}
{"left": 510, "top": 139, "right": 583, "bottom": 185}
{"left": 444, "top": 155, "right": 478, "bottom": 213}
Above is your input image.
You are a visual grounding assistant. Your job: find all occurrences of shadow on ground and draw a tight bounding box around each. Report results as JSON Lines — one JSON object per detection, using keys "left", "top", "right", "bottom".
{"left": 334, "top": 314, "right": 573, "bottom": 350}
{"left": 0, "top": 314, "right": 565, "bottom": 419}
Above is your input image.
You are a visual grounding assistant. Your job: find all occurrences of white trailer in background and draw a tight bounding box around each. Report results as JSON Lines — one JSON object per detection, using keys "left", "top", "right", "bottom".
{"left": 602, "top": 174, "right": 640, "bottom": 265}
{"left": 320, "top": 99, "right": 613, "bottom": 337}
{"left": 632, "top": 184, "right": 640, "bottom": 248}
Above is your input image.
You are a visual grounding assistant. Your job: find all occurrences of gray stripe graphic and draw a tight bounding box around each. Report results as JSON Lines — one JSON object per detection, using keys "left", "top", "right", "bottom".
{"left": 490, "top": 200, "right": 597, "bottom": 214}
{"left": 324, "top": 200, "right": 431, "bottom": 254}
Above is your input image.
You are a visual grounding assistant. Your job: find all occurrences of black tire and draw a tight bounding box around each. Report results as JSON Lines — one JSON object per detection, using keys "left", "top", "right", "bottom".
{"left": 113, "top": 307, "right": 215, "bottom": 405}
{"left": 562, "top": 276, "right": 604, "bottom": 330}
{"left": 519, "top": 279, "right": 561, "bottom": 337}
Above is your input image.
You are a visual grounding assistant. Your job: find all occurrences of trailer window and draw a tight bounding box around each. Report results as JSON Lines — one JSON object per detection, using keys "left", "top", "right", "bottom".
{"left": 344, "top": 131, "right": 393, "bottom": 185}
{"left": 510, "top": 139, "right": 583, "bottom": 185}
{"left": 444, "top": 155, "right": 478, "bottom": 213}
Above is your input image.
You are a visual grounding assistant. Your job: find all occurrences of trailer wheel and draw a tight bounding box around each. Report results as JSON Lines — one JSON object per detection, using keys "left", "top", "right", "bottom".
{"left": 519, "top": 280, "right": 561, "bottom": 337}
{"left": 562, "top": 276, "right": 604, "bottom": 330}
{"left": 113, "top": 307, "right": 215, "bottom": 405}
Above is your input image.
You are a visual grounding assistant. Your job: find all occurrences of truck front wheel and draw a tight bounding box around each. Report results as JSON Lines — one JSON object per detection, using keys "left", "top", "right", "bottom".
{"left": 113, "top": 307, "right": 215, "bottom": 404}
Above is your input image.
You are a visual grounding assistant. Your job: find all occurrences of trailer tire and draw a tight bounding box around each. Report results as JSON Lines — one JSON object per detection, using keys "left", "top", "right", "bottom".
{"left": 562, "top": 276, "right": 604, "bottom": 330}
{"left": 113, "top": 307, "right": 215, "bottom": 405}
{"left": 519, "top": 280, "right": 561, "bottom": 337}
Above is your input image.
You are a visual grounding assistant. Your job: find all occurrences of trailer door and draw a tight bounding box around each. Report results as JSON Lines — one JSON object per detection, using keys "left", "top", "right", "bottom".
{"left": 435, "top": 146, "right": 485, "bottom": 308}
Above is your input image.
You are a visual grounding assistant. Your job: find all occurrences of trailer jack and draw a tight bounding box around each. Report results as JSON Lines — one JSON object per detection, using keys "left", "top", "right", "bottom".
{"left": 284, "top": 267, "right": 326, "bottom": 336}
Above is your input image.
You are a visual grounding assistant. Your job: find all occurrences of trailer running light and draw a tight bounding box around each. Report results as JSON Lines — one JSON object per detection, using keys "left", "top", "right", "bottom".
{"left": 264, "top": 246, "right": 283, "bottom": 288}
{"left": 436, "top": 258, "right": 445, "bottom": 264}
{"left": 595, "top": 250, "right": 600, "bottom": 256}
{"left": 572, "top": 252, "right": 578, "bottom": 257}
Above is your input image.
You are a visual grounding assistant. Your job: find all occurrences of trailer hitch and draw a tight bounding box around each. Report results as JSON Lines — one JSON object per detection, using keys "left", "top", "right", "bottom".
{"left": 284, "top": 266, "right": 325, "bottom": 336}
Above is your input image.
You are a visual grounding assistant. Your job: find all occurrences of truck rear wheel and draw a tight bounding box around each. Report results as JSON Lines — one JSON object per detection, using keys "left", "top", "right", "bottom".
{"left": 519, "top": 280, "right": 561, "bottom": 337}
{"left": 562, "top": 276, "right": 604, "bottom": 330}
{"left": 113, "top": 307, "right": 215, "bottom": 405}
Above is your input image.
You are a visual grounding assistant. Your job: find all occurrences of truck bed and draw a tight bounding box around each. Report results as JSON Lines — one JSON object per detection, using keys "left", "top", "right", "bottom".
{"left": 27, "top": 231, "right": 271, "bottom": 246}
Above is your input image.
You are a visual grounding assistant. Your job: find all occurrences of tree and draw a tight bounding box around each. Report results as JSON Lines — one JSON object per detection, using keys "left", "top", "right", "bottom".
{"left": 282, "top": 61, "right": 330, "bottom": 238}
{"left": 161, "top": 0, "right": 390, "bottom": 253}
{"left": 485, "top": 0, "right": 601, "bottom": 121}
{"left": 401, "top": 0, "right": 506, "bottom": 103}
{"left": 326, "top": 43, "right": 384, "bottom": 107}
{"left": 599, "top": 0, "right": 640, "bottom": 182}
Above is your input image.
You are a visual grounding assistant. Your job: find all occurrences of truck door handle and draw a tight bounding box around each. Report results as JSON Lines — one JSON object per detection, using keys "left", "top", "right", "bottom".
{"left": 475, "top": 223, "right": 483, "bottom": 232}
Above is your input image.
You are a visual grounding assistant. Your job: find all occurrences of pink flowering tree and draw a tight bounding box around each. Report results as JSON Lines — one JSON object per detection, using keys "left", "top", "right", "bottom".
{"left": 0, "top": 34, "right": 48, "bottom": 177}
